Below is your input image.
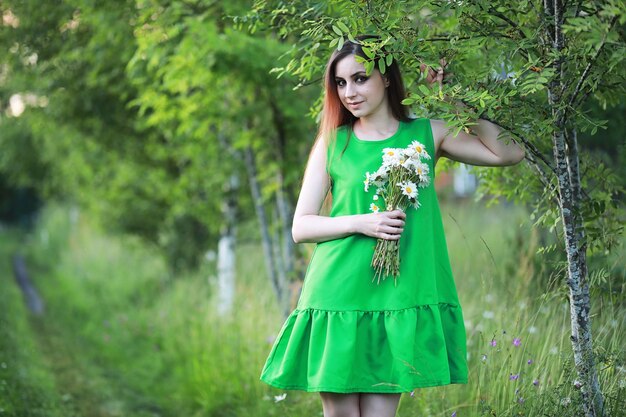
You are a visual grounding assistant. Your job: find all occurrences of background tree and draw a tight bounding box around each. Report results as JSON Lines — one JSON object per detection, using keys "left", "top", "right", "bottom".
{"left": 0, "top": 0, "right": 317, "bottom": 316}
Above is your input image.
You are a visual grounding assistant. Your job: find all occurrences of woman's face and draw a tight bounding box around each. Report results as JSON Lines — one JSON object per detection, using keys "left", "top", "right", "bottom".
{"left": 334, "top": 53, "right": 389, "bottom": 119}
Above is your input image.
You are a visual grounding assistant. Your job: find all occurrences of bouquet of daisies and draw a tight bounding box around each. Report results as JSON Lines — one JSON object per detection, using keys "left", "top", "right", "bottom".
{"left": 363, "top": 140, "right": 432, "bottom": 286}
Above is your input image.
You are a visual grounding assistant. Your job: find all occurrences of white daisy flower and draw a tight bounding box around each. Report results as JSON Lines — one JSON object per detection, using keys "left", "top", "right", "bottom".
{"left": 402, "top": 146, "right": 416, "bottom": 158}
{"left": 409, "top": 140, "right": 431, "bottom": 159}
{"left": 398, "top": 181, "right": 418, "bottom": 199}
{"left": 382, "top": 147, "right": 398, "bottom": 158}
{"left": 373, "top": 195, "right": 379, "bottom": 201}
{"left": 382, "top": 147, "right": 402, "bottom": 166}
{"left": 414, "top": 161, "right": 429, "bottom": 177}
{"left": 369, "top": 203, "right": 380, "bottom": 213}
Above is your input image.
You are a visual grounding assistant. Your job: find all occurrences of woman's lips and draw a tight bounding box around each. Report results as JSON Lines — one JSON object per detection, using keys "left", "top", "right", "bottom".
{"left": 347, "top": 101, "right": 363, "bottom": 108}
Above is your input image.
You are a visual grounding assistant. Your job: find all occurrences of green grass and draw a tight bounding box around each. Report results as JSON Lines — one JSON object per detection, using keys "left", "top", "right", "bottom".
{"left": 0, "top": 200, "right": 624, "bottom": 416}
{"left": 0, "top": 231, "right": 66, "bottom": 417}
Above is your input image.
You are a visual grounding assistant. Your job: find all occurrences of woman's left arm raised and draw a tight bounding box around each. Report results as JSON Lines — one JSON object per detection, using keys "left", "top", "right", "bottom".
{"left": 421, "top": 58, "right": 526, "bottom": 167}
{"left": 431, "top": 117, "right": 526, "bottom": 167}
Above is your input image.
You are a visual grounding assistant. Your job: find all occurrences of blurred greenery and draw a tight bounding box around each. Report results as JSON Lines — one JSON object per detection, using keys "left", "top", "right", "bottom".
{"left": 0, "top": 201, "right": 624, "bottom": 416}
{"left": 0, "top": 0, "right": 317, "bottom": 272}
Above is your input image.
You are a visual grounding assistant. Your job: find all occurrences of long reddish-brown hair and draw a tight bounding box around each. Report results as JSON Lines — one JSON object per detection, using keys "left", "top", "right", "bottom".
{"left": 312, "top": 35, "right": 411, "bottom": 215}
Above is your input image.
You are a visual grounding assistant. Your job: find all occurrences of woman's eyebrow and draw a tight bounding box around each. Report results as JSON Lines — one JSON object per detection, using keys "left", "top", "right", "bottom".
{"left": 335, "top": 71, "right": 367, "bottom": 79}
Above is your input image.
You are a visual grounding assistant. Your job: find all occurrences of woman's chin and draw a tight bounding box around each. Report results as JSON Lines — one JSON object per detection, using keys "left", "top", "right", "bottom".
{"left": 348, "top": 108, "right": 366, "bottom": 118}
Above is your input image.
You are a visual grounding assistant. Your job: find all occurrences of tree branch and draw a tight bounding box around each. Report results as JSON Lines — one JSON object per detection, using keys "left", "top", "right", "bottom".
{"left": 477, "top": 114, "right": 557, "bottom": 176}
{"left": 528, "top": 156, "right": 561, "bottom": 208}
{"left": 566, "top": 15, "right": 618, "bottom": 110}
{"left": 488, "top": 8, "right": 528, "bottom": 41}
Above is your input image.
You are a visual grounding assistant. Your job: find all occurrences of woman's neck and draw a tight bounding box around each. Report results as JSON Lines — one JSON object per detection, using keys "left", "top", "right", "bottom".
{"left": 354, "top": 109, "right": 399, "bottom": 141}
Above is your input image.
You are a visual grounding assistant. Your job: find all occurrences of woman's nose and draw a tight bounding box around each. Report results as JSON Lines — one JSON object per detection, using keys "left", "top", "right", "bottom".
{"left": 344, "top": 82, "right": 356, "bottom": 98}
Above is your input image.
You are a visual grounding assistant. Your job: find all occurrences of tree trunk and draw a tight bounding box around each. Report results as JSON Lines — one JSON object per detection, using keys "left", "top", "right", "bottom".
{"left": 551, "top": 127, "right": 604, "bottom": 416}
{"left": 547, "top": 1, "right": 605, "bottom": 414}
{"left": 216, "top": 174, "right": 238, "bottom": 317}
{"left": 269, "top": 100, "right": 298, "bottom": 312}
{"left": 243, "top": 145, "right": 289, "bottom": 317}
{"left": 275, "top": 171, "right": 297, "bottom": 302}
{"left": 271, "top": 204, "right": 287, "bottom": 298}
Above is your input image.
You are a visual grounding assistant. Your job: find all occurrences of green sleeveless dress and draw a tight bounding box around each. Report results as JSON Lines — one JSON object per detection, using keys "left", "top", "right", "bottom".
{"left": 259, "top": 118, "right": 468, "bottom": 393}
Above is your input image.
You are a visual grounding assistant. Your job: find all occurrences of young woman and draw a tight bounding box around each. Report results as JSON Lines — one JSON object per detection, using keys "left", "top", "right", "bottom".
{"left": 260, "top": 36, "right": 525, "bottom": 417}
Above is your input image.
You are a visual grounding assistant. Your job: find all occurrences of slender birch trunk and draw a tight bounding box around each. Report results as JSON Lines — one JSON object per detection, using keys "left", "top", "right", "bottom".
{"left": 243, "top": 145, "right": 289, "bottom": 317}
{"left": 216, "top": 174, "right": 238, "bottom": 317}
{"left": 270, "top": 101, "right": 298, "bottom": 310}
{"left": 271, "top": 204, "right": 287, "bottom": 296}
{"left": 547, "top": 1, "right": 605, "bottom": 415}
{"left": 275, "top": 170, "right": 297, "bottom": 302}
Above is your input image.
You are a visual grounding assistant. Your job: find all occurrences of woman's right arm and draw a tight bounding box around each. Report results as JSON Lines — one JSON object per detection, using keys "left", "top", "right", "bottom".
{"left": 291, "top": 136, "right": 406, "bottom": 244}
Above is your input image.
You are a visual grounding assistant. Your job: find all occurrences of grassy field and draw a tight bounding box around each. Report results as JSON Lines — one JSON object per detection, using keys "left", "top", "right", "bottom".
{"left": 0, "top": 200, "right": 624, "bottom": 416}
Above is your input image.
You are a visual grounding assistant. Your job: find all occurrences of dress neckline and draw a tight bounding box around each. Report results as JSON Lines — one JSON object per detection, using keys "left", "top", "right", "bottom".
{"left": 352, "top": 120, "right": 405, "bottom": 144}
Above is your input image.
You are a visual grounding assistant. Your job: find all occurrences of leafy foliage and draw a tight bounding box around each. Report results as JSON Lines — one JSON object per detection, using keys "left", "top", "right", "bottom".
{"left": 238, "top": 0, "right": 625, "bottom": 256}
{"left": 0, "top": 0, "right": 316, "bottom": 271}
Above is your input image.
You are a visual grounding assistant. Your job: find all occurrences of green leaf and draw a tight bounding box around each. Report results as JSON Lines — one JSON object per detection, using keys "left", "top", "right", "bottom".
{"left": 364, "top": 60, "right": 374, "bottom": 75}
{"left": 362, "top": 46, "right": 374, "bottom": 59}
{"left": 337, "top": 36, "right": 344, "bottom": 50}
{"left": 336, "top": 21, "right": 349, "bottom": 33}
{"left": 378, "top": 58, "right": 386, "bottom": 74}
{"left": 332, "top": 25, "right": 342, "bottom": 36}
{"left": 418, "top": 84, "right": 431, "bottom": 96}
{"left": 386, "top": 54, "right": 393, "bottom": 67}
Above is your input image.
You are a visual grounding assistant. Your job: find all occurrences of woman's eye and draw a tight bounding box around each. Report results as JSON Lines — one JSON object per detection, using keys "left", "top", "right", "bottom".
{"left": 356, "top": 76, "right": 368, "bottom": 83}
{"left": 336, "top": 79, "right": 345, "bottom": 87}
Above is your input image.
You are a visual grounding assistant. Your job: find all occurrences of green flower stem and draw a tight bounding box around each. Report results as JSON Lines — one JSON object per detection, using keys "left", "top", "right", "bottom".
{"left": 370, "top": 165, "right": 418, "bottom": 286}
